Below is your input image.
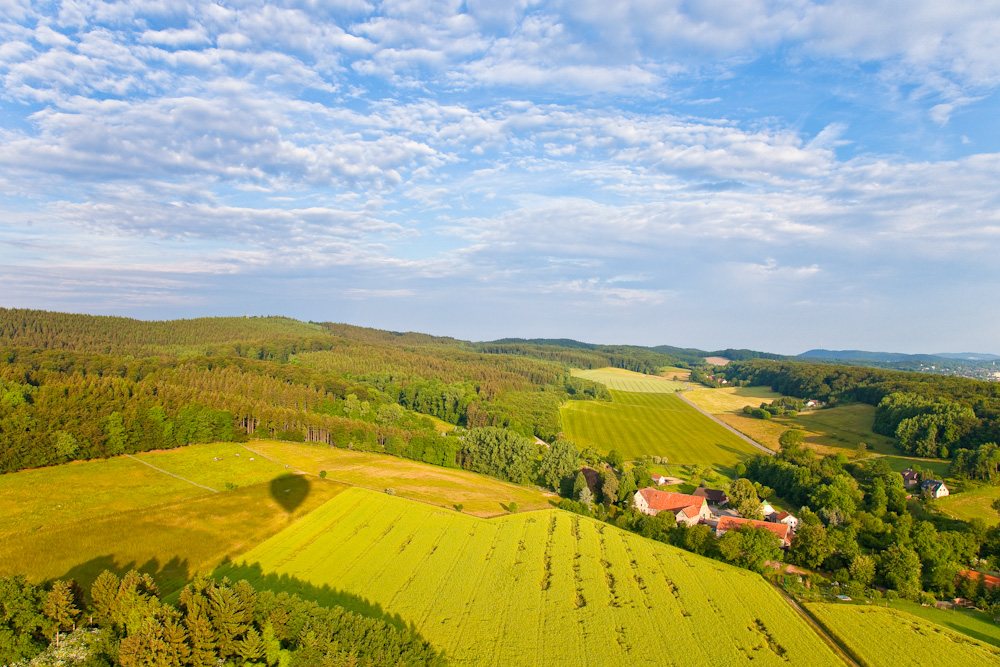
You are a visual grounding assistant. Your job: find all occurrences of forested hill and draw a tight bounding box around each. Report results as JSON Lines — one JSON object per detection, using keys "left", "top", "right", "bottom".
{"left": 723, "top": 359, "right": 1000, "bottom": 460}
{"left": 0, "top": 308, "right": 709, "bottom": 474}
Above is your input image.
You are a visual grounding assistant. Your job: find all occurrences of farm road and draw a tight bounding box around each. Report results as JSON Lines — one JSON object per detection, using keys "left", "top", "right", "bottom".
{"left": 125, "top": 453, "right": 218, "bottom": 493}
{"left": 676, "top": 390, "right": 776, "bottom": 456}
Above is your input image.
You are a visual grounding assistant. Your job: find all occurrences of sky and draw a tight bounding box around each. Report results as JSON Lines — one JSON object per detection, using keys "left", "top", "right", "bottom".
{"left": 1, "top": 0, "right": 999, "bottom": 355}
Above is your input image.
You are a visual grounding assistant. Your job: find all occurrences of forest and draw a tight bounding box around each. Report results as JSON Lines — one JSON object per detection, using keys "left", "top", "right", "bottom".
{"left": 721, "top": 359, "right": 1000, "bottom": 459}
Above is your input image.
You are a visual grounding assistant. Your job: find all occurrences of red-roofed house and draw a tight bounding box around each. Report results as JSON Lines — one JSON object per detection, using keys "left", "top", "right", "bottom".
{"left": 650, "top": 474, "right": 669, "bottom": 486}
{"left": 633, "top": 488, "right": 711, "bottom": 526}
{"left": 769, "top": 511, "right": 799, "bottom": 531}
{"left": 715, "top": 515, "right": 792, "bottom": 547}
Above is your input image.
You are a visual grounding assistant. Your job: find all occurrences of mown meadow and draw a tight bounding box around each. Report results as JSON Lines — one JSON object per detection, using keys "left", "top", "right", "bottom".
{"left": 561, "top": 388, "right": 759, "bottom": 470}
{"left": 225, "top": 487, "right": 844, "bottom": 667}
{"left": 807, "top": 602, "right": 1000, "bottom": 667}
{"left": 571, "top": 367, "right": 686, "bottom": 393}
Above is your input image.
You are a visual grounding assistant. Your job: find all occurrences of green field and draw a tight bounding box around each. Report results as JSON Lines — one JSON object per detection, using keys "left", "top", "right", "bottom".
{"left": 938, "top": 484, "right": 1000, "bottom": 526}
{"left": 225, "top": 487, "right": 842, "bottom": 667}
{"left": 561, "top": 390, "right": 760, "bottom": 469}
{"left": 788, "top": 404, "right": 897, "bottom": 455}
{"left": 245, "top": 440, "right": 557, "bottom": 517}
{"left": 888, "top": 600, "right": 1000, "bottom": 648}
{"left": 684, "top": 386, "right": 785, "bottom": 413}
{"left": 572, "top": 367, "right": 686, "bottom": 393}
{"left": 807, "top": 602, "right": 1000, "bottom": 667}
{"left": 0, "top": 474, "right": 346, "bottom": 594}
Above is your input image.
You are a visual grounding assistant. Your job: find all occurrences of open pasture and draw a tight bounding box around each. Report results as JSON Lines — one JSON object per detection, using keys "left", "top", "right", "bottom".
{"left": 244, "top": 440, "right": 555, "bottom": 517}
{"left": 807, "top": 602, "right": 1000, "bottom": 667}
{"left": 227, "top": 487, "right": 842, "bottom": 667}
{"left": 0, "top": 475, "right": 346, "bottom": 595}
{"left": 572, "top": 367, "right": 686, "bottom": 393}
{"left": 659, "top": 366, "right": 691, "bottom": 381}
{"left": 788, "top": 404, "right": 897, "bottom": 455}
{"left": 684, "top": 386, "right": 785, "bottom": 414}
{"left": 937, "top": 484, "right": 1000, "bottom": 526}
{"left": 561, "top": 390, "right": 759, "bottom": 469}
{"left": 888, "top": 600, "right": 1000, "bottom": 648}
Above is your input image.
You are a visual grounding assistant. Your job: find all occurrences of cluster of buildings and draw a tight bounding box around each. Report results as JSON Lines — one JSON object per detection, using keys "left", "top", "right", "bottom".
{"left": 902, "top": 469, "right": 950, "bottom": 498}
{"left": 633, "top": 486, "right": 797, "bottom": 547}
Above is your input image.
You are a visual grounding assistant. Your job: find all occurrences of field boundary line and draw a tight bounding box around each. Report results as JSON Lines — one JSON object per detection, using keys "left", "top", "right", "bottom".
{"left": 773, "top": 587, "right": 864, "bottom": 667}
{"left": 125, "top": 454, "right": 218, "bottom": 493}
{"left": 676, "top": 391, "right": 776, "bottom": 455}
{"left": 239, "top": 443, "right": 310, "bottom": 475}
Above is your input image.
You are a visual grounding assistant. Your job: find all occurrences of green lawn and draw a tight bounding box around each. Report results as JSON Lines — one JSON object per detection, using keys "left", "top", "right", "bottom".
{"left": 937, "top": 484, "right": 1000, "bottom": 526}
{"left": 888, "top": 599, "right": 1000, "bottom": 648}
{"left": 223, "top": 487, "right": 843, "bottom": 667}
{"left": 571, "top": 367, "right": 686, "bottom": 393}
{"left": 807, "top": 602, "right": 1000, "bottom": 667}
{"left": 561, "top": 390, "right": 760, "bottom": 471}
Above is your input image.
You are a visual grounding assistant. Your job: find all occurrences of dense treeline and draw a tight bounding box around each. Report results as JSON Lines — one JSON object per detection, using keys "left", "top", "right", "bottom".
{"left": 725, "top": 359, "right": 1000, "bottom": 458}
{"left": 742, "top": 443, "right": 1000, "bottom": 605}
{"left": 0, "top": 571, "right": 445, "bottom": 666}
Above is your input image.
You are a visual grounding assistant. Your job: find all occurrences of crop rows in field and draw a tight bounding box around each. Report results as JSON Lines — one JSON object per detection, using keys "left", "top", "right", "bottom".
{"left": 231, "top": 487, "right": 842, "bottom": 666}
{"left": 572, "top": 368, "right": 686, "bottom": 393}
{"left": 561, "top": 390, "right": 759, "bottom": 469}
{"left": 807, "top": 603, "right": 1000, "bottom": 667}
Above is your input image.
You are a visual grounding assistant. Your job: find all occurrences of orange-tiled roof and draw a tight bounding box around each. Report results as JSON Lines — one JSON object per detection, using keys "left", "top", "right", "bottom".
{"left": 638, "top": 488, "right": 705, "bottom": 513}
{"left": 958, "top": 570, "right": 1000, "bottom": 588}
{"left": 717, "top": 515, "right": 791, "bottom": 542}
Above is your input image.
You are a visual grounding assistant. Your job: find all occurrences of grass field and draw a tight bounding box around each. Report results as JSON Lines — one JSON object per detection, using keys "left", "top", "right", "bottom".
{"left": 572, "top": 367, "right": 686, "bottom": 393}
{"left": 0, "top": 475, "right": 347, "bottom": 594}
{"left": 561, "top": 390, "right": 760, "bottom": 470}
{"left": 684, "top": 386, "right": 784, "bottom": 413}
{"left": 807, "top": 602, "right": 1000, "bottom": 667}
{"left": 659, "top": 366, "right": 691, "bottom": 381}
{"left": 225, "top": 487, "right": 843, "bottom": 667}
{"left": 244, "top": 440, "right": 556, "bottom": 517}
{"left": 788, "top": 405, "right": 897, "bottom": 455}
{"left": 937, "top": 484, "right": 1000, "bottom": 526}
{"left": 888, "top": 600, "right": 1000, "bottom": 648}
{"left": 882, "top": 455, "right": 952, "bottom": 478}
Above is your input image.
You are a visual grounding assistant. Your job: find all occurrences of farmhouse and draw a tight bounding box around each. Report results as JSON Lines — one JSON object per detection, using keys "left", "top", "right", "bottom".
{"left": 715, "top": 516, "right": 792, "bottom": 547}
{"left": 769, "top": 511, "right": 799, "bottom": 531}
{"left": 634, "top": 488, "right": 711, "bottom": 526}
{"left": 921, "top": 479, "right": 950, "bottom": 498}
{"left": 651, "top": 474, "right": 670, "bottom": 486}
{"left": 901, "top": 468, "right": 920, "bottom": 489}
{"left": 693, "top": 486, "right": 728, "bottom": 507}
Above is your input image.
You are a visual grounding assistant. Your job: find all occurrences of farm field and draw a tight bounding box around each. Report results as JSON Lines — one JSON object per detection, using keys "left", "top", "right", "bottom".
{"left": 715, "top": 413, "right": 789, "bottom": 451}
{"left": 937, "top": 484, "right": 1000, "bottom": 526}
{"left": 787, "top": 404, "right": 897, "bottom": 455}
{"left": 881, "top": 455, "right": 952, "bottom": 478}
{"left": 244, "top": 440, "right": 556, "bottom": 517}
{"left": 0, "top": 475, "right": 347, "bottom": 594}
{"left": 659, "top": 366, "right": 691, "bottom": 381}
{"left": 225, "top": 487, "right": 843, "bottom": 667}
{"left": 561, "top": 390, "right": 760, "bottom": 470}
{"left": 807, "top": 602, "right": 1000, "bottom": 667}
{"left": 571, "top": 367, "right": 686, "bottom": 393}
{"left": 888, "top": 600, "right": 1000, "bottom": 647}
{"left": 684, "top": 386, "right": 784, "bottom": 413}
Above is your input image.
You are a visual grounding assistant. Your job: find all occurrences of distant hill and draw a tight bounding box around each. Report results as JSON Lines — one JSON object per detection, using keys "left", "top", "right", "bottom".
{"left": 799, "top": 349, "right": 999, "bottom": 363}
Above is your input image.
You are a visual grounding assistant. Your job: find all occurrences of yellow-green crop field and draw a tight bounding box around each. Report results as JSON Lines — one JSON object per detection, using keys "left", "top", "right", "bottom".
{"left": 561, "top": 390, "right": 759, "bottom": 469}
{"left": 684, "top": 386, "right": 785, "bottom": 413}
{"left": 572, "top": 367, "right": 686, "bottom": 393}
{"left": 807, "top": 602, "right": 1000, "bottom": 667}
{"left": 244, "top": 440, "right": 556, "bottom": 517}
{"left": 226, "top": 487, "right": 842, "bottom": 667}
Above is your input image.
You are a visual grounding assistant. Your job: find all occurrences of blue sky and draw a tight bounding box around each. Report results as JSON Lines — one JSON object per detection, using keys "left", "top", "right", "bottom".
{"left": 1, "top": 0, "right": 999, "bottom": 354}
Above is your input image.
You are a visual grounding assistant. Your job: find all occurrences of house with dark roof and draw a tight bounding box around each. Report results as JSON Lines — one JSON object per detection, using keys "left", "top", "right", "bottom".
{"left": 693, "top": 487, "right": 728, "bottom": 507}
{"left": 920, "top": 479, "right": 950, "bottom": 499}
{"left": 715, "top": 516, "right": 792, "bottom": 547}
{"left": 633, "top": 488, "right": 711, "bottom": 526}
{"left": 901, "top": 468, "right": 920, "bottom": 489}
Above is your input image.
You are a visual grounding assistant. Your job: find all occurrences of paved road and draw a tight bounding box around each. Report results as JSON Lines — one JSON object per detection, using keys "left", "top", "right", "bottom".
{"left": 676, "top": 390, "right": 776, "bottom": 456}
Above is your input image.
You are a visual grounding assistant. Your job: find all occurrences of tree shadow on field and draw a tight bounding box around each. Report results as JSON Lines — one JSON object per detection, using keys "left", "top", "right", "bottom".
{"left": 270, "top": 473, "right": 311, "bottom": 515}
{"left": 54, "top": 555, "right": 192, "bottom": 601}
{"left": 212, "top": 561, "right": 422, "bottom": 636}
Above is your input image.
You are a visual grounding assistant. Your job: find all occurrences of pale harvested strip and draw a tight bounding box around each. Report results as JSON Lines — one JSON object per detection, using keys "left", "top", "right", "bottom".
{"left": 125, "top": 454, "right": 218, "bottom": 492}
{"left": 231, "top": 487, "right": 843, "bottom": 667}
{"left": 572, "top": 368, "right": 686, "bottom": 393}
{"left": 807, "top": 602, "right": 1000, "bottom": 667}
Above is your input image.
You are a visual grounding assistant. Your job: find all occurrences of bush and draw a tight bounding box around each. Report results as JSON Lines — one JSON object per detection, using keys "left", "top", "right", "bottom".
{"left": 384, "top": 488, "right": 395, "bottom": 495}
{"left": 319, "top": 470, "right": 327, "bottom": 479}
